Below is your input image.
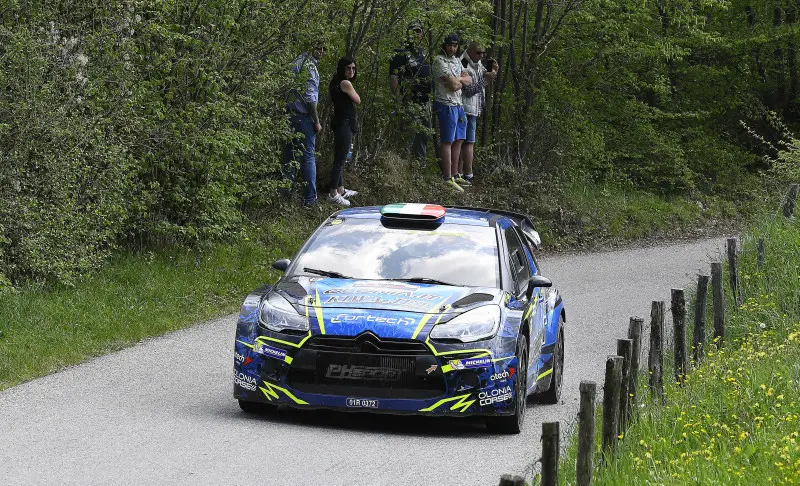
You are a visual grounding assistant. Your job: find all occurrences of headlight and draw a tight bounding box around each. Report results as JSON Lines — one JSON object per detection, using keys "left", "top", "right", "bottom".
{"left": 429, "top": 305, "right": 501, "bottom": 343}
{"left": 259, "top": 292, "right": 309, "bottom": 332}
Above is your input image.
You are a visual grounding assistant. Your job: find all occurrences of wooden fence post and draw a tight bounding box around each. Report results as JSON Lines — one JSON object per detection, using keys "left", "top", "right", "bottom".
{"left": 711, "top": 262, "right": 725, "bottom": 347}
{"left": 727, "top": 238, "right": 742, "bottom": 307}
{"left": 693, "top": 275, "right": 709, "bottom": 364}
{"left": 577, "top": 381, "right": 596, "bottom": 486}
{"left": 648, "top": 301, "right": 664, "bottom": 401}
{"left": 498, "top": 475, "right": 524, "bottom": 486}
{"left": 602, "top": 355, "right": 623, "bottom": 453}
{"left": 671, "top": 289, "right": 688, "bottom": 385}
{"left": 757, "top": 238, "right": 765, "bottom": 270}
{"left": 541, "top": 422, "right": 560, "bottom": 486}
{"left": 616, "top": 339, "right": 633, "bottom": 432}
{"left": 782, "top": 183, "right": 799, "bottom": 218}
{"left": 627, "top": 317, "right": 644, "bottom": 416}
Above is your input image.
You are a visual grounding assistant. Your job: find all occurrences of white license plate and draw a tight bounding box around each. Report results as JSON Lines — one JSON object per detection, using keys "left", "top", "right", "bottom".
{"left": 346, "top": 398, "right": 379, "bottom": 409}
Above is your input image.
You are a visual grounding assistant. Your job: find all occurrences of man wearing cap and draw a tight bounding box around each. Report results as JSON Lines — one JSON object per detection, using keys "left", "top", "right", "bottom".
{"left": 284, "top": 41, "right": 325, "bottom": 207}
{"left": 433, "top": 33, "right": 472, "bottom": 192}
{"left": 459, "top": 41, "right": 497, "bottom": 184}
{"left": 389, "top": 22, "right": 432, "bottom": 166}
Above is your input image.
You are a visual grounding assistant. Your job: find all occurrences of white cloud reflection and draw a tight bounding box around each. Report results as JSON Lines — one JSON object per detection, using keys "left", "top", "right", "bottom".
{"left": 294, "top": 222, "right": 499, "bottom": 287}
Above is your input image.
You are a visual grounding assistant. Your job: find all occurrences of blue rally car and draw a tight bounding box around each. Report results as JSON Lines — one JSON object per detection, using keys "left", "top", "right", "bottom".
{"left": 234, "top": 204, "right": 565, "bottom": 433}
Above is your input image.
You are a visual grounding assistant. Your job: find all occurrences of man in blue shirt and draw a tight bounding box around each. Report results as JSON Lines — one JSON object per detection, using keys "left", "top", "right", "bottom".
{"left": 284, "top": 41, "right": 325, "bottom": 207}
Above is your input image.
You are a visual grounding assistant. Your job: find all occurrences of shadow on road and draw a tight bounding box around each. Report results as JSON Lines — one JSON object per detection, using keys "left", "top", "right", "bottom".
{"left": 224, "top": 402, "right": 542, "bottom": 438}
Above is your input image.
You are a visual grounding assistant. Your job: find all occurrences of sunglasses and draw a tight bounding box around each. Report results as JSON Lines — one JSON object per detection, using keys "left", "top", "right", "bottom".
{"left": 345, "top": 66, "right": 356, "bottom": 71}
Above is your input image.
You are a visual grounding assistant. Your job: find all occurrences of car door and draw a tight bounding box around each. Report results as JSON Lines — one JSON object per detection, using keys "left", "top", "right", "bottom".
{"left": 503, "top": 228, "right": 537, "bottom": 374}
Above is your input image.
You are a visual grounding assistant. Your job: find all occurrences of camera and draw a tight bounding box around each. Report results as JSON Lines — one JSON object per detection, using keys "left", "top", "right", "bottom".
{"left": 483, "top": 57, "right": 496, "bottom": 71}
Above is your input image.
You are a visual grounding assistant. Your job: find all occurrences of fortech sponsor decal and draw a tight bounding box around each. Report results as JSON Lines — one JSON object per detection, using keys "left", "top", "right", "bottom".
{"left": 330, "top": 313, "right": 416, "bottom": 326}
{"left": 479, "top": 386, "right": 513, "bottom": 406}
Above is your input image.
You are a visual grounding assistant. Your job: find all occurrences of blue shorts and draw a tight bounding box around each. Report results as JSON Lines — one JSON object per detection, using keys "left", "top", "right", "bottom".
{"left": 435, "top": 102, "right": 467, "bottom": 143}
{"left": 465, "top": 114, "right": 478, "bottom": 143}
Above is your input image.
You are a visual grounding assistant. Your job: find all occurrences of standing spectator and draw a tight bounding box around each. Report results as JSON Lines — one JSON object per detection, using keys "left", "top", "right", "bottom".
{"left": 284, "top": 41, "right": 325, "bottom": 207}
{"left": 328, "top": 57, "right": 360, "bottom": 206}
{"left": 459, "top": 42, "right": 498, "bottom": 184}
{"left": 433, "top": 33, "right": 472, "bottom": 192}
{"left": 389, "top": 21, "right": 432, "bottom": 167}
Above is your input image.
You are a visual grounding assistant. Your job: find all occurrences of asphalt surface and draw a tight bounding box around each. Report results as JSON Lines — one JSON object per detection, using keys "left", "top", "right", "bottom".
{"left": 0, "top": 238, "right": 725, "bottom": 486}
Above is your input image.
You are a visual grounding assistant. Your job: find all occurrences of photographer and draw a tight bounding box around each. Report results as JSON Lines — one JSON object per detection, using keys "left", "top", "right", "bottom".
{"left": 389, "top": 21, "right": 432, "bottom": 167}
{"left": 459, "top": 42, "right": 498, "bottom": 184}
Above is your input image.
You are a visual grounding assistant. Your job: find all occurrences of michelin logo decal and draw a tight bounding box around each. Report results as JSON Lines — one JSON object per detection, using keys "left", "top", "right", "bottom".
{"left": 254, "top": 343, "right": 287, "bottom": 361}
{"left": 449, "top": 357, "right": 492, "bottom": 370}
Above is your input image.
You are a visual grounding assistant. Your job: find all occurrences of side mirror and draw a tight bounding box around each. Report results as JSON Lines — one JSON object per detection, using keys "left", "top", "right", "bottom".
{"left": 526, "top": 275, "right": 552, "bottom": 300}
{"left": 272, "top": 258, "right": 291, "bottom": 272}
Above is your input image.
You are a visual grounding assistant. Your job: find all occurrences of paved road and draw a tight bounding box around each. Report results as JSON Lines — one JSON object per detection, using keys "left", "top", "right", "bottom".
{"left": 0, "top": 238, "right": 725, "bottom": 486}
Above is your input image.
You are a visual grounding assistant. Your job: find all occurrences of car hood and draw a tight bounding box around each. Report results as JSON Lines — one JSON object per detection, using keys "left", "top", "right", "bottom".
{"left": 273, "top": 277, "right": 502, "bottom": 339}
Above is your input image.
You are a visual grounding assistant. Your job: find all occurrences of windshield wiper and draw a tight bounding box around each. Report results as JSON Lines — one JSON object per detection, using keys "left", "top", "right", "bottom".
{"left": 394, "top": 277, "right": 461, "bottom": 286}
{"left": 303, "top": 267, "right": 350, "bottom": 279}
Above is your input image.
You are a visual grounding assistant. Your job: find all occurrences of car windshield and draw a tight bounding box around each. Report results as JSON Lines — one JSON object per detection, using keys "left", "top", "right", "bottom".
{"left": 290, "top": 219, "right": 500, "bottom": 288}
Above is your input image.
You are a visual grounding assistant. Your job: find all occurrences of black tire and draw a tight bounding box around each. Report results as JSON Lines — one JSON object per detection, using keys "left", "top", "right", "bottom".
{"left": 238, "top": 399, "right": 277, "bottom": 414}
{"left": 540, "top": 320, "right": 564, "bottom": 404}
{"left": 486, "top": 334, "right": 528, "bottom": 434}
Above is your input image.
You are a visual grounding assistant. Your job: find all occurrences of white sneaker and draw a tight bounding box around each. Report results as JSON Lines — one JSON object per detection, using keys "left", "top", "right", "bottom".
{"left": 328, "top": 193, "right": 351, "bottom": 206}
{"left": 342, "top": 188, "right": 358, "bottom": 198}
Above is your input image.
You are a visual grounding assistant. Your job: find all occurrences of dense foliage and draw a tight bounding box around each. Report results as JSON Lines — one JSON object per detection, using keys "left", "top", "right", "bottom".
{"left": 0, "top": 0, "right": 798, "bottom": 287}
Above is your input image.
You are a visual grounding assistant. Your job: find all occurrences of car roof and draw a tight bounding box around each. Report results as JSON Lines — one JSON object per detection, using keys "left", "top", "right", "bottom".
{"left": 335, "top": 206, "right": 502, "bottom": 227}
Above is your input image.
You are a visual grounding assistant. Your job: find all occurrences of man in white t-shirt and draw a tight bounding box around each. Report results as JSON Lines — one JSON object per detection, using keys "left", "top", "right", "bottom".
{"left": 433, "top": 33, "right": 472, "bottom": 192}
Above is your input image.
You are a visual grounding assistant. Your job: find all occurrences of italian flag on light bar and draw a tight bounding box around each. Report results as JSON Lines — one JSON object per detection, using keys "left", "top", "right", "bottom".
{"left": 381, "top": 203, "right": 446, "bottom": 219}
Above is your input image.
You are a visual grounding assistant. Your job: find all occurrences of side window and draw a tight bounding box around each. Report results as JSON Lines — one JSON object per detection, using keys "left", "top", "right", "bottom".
{"left": 505, "top": 228, "right": 531, "bottom": 296}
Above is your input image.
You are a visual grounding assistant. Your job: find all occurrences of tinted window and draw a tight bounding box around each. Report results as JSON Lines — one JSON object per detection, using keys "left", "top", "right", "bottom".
{"left": 291, "top": 219, "right": 500, "bottom": 288}
{"left": 505, "top": 228, "right": 531, "bottom": 295}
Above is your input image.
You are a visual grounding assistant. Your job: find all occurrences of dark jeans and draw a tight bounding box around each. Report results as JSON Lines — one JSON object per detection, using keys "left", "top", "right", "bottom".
{"left": 283, "top": 115, "right": 317, "bottom": 205}
{"left": 411, "top": 112, "right": 431, "bottom": 162}
{"left": 331, "top": 122, "right": 353, "bottom": 190}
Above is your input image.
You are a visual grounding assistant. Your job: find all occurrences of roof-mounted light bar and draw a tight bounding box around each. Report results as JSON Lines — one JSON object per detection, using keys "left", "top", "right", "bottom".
{"left": 380, "top": 203, "right": 446, "bottom": 222}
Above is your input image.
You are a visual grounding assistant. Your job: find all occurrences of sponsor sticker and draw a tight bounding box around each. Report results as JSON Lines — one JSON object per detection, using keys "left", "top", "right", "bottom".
{"left": 426, "top": 364, "right": 438, "bottom": 375}
{"left": 235, "top": 352, "right": 253, "bottom": 366}
{"left": 326, "top": 364, "right": 400, "bottom": 381}
{"left": 346, "top": 398, "right": 379, "bottom": 409}
{"left": 234, "top": 371, "right": 259, "bottom": 391}
{"left": 479, "top": 385, "right": 513, "bottom": 406}
{"left": 254, "top": 343, "right": 288, "bottom": 362}
{"left": 490, "top": 367, "right": 515, "bottom": 382}
{"left": 449, "top": 357, "right": 492, "bottom": 370}
{"left": 330, "top": 313, "right": 416, "bottom": 326}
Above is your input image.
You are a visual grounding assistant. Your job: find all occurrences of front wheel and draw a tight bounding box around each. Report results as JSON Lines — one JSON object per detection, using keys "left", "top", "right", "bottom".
{"left": 539, "top": 319, "right": 564, "bottom": 404}
{"left": 486, "top": 334, "right": 528, "bottom": 434}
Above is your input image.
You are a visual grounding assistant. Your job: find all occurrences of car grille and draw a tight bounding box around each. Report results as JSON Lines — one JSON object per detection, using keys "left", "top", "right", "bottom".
{"left": 287, "top": 332, "right": 445, "bottom": 399}
{"left": 303, "top": 334, "right": 430, "bottom": 355}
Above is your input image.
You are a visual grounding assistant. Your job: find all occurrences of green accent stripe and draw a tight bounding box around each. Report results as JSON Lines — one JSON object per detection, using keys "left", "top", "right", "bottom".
{"left": 537, "top": 368, "right": 553, "bottom": 380}
{"left": 419, "top": 393, "right": 473, "bottom": 412}
{"left": 314, "top": 290, "right": 325, "bottom": 334}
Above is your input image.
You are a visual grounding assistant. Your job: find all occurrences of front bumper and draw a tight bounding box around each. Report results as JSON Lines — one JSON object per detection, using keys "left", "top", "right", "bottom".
{"left": 233, "top": 333, "right": 520, "bottom": 416}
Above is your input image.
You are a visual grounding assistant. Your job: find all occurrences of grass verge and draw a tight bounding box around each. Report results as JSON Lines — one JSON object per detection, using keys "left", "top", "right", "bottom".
{"left": 555, "top": 216, "right": 800, "bottom": 485}
{"left": 0, "top": 215, "right": 324, "bottom": 390}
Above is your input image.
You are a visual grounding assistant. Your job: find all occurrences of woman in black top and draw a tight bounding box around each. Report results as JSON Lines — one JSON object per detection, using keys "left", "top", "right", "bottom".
{"left": 328, "top": 57, "right": 361, "bottom": 206}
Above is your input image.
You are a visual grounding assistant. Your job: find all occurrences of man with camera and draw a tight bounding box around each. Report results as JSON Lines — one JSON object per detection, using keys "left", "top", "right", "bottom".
{"left": 389, "top": 21, "right": 432, "bottom": 167}
{"left": 459, "top": 41, "right": 498, "bottom": 184}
